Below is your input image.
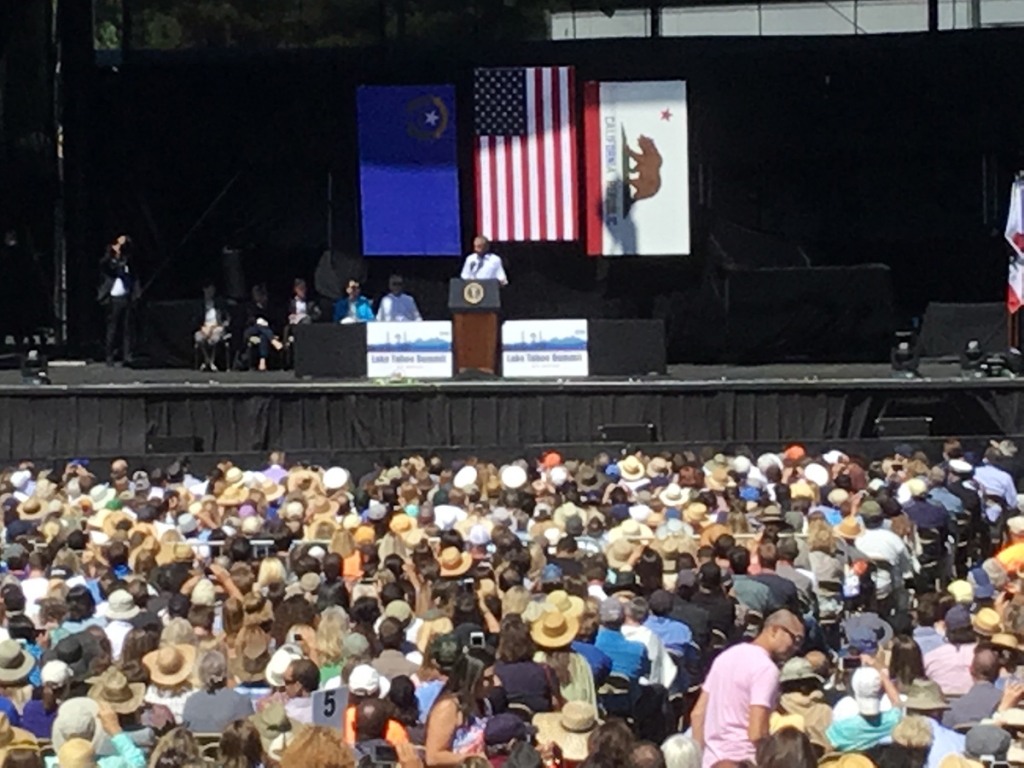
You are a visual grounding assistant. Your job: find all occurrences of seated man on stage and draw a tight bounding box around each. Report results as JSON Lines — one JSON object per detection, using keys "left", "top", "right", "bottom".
{"left": 333, "top": 279, "right": 375, "bottom": 324}
{"left": 194, "top": 281, "right": 229, "bottom": 371}
{"left": 287, "top": 278, "right": 321, "bottom": 327}
{"left": 460, "top": 235, "right": 508, "bottom": 285}
{"left": 244, "top": 284, "right": 282, "bottom": 371}
{"left": 376, "top": 274, "right": 422, "bottom": 322}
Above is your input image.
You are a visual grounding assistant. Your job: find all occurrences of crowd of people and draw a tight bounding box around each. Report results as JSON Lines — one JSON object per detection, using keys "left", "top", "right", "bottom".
{"left": 0, "top": 439, "right": 1023, "bottom": 768}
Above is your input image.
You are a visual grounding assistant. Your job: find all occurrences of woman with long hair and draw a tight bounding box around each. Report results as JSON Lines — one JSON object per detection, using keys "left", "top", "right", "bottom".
{"left": 494, "top": 615, "right": 557, "bottom": 716}
{"left": 755, "top": 727, "right": 818, "bottom": 768}
{"left": 218, "top": 719, "right": 263, "bottom": 768}
{"left": 148, "top": 726, "right": 203, "bottom": 768}
{"left": 425, "top": 654, "right": 492, "bottom": 766}
{"left": 530, "top": 601, "right": 595, "bottom": 709}
{"left": 315, "top": 607, "right": 349, "bottom": 685}
{"left": 889, "top": 635, "right": 926, "bottom": 693}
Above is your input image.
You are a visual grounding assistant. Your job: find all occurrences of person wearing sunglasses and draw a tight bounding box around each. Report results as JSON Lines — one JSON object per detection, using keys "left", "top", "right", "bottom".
{"left": 691, "top": 609, "right": 805, "bottom": 768}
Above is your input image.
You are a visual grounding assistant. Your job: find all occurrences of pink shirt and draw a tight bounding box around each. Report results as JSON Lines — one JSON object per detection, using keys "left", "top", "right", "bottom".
{"left": 924, "top": 642, "right": 976, "bottom": 697}
{"left": 701, "top": 642, "right": 780, "bottom": 768}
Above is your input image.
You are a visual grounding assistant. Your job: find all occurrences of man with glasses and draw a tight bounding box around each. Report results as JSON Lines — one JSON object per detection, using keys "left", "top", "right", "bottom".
{"left": 691, "top": 609, "right": 805, "bottom": 768}
{"left": 282, "top": 658, "right": 320, "bottom": 725}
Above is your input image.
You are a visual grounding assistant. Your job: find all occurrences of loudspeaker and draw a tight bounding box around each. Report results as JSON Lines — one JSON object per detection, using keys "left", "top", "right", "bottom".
{"left": 597, "top": 423, "right": 658, "bottom": 442}
{"left": 146, "top": 436, "right": 203, "bottom": 454}
{"left": 588, "top": 320, "right": 667, "bottom": 376}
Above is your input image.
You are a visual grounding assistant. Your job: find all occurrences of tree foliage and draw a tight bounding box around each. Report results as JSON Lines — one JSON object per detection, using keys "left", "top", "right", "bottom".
{"left": 93, "top": 0, "right": 563, "bottom": 50}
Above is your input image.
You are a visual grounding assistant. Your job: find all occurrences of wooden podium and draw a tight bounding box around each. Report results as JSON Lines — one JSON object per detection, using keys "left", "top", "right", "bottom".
{"left": 449, "top": 278, "right": 501, "bottom": 374}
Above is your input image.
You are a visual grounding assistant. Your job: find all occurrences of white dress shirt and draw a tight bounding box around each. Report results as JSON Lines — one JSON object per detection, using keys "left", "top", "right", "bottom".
{"left": 377, "top": 292, "right": 423, "bottom": 322}
{"left": 460, "top": 252, "right": 508, "bottom": 284}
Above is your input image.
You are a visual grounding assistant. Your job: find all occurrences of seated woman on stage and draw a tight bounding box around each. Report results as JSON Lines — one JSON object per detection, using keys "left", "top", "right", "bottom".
{"left": 244, "top": 284, "right": 282, "bottom": 370}
{"left": 333, "top": 279, "right": 375, "bottom": 324}
{"left": 194, "top": 281, "right": 229, "bottom": 371}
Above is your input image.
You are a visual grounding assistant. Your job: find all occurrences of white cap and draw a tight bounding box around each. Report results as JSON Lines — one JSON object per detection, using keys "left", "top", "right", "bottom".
{"left": 349, "top": 664, "right": 390, "bottom": 697}
{"left": 501, "top": 465, "right": 527, "bottom": 490}
{"left": 265, "top": 645, "right": 305, "bottom": 688}
{"left": 191, "top": 579, "right": 216, "bottom": 606}
{"left": 453, "top": 466, "right": 477, "bottom": 490}
{"left": 949, "top": 459, "right": 974, "bottom": 475}
{"left": 468, "top": 524, "right": 491, "bottom": 547}
{"left": 850, "top": 667, "right": 883, "bottom": 716}
{"left": 41, "top": 660, "right": 72, "bottom": 687}
{"left": 757, "top": 453, "right": 783, "bottom": 473}
{"left": 1008, "top": 516, "right": 1024, "bottom": 536}
{"left": 323, "top": 467, "right": 350, "bottom": 491}
{"left": 803, "top": 463, "right": 829, "bottom": 487}
{"left": 367, "top": 500, "right": 388, "bottom": 521}
{"left": 822, "top": 450, "right": 846, "bottom": 465}
{"left": 549, "top": 466, "right": 569, "bottom": 487}
{"left": 629, "top": 505, "right": 653, "bottom": 524}
{"left": 731, "top": 456, "right": 752, "bottom": 475}
{"left": 9, "top": 470, "right": 30, "bottom": 491}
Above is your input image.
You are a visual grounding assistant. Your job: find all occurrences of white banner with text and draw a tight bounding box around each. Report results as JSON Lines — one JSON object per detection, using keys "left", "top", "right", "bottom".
{"left": 502, "top": 319, "right": 589, "bottom": 378}
{"left": 366, "top": 321, "right": 453, "bottom": 378}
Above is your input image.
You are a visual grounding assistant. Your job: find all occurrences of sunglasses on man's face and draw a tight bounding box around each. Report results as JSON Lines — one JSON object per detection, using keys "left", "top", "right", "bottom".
{"left": 777, "top": 625, "right": 805, "bottom": 646}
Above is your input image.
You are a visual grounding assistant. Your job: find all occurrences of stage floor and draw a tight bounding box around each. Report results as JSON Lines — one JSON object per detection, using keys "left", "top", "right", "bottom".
{"left": 3, "top": 359, "right": 1018, "bottom": 393}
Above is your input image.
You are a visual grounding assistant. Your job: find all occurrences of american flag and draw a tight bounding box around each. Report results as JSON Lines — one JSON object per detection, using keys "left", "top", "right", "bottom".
{"left": 474, "top": 67, "right": 577, "bottom": 242}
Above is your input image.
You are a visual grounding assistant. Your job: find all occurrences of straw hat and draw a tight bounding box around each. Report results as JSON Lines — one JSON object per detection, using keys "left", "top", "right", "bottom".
{"left": 217, "top": 484, "right": 249, "bottom": 507}
{"left": 0, "top": 641, "right": 34, "bottom": 684}
{"left": 769, "top": 713, "right": 806, "bottom": 734}
{"left": 607, "top": 519, "right": 654, "bottom": 543}
{"left": 101, "top": 511, "right": 135, "bottom": 539}
{"left": 617, "top": 456, "right": 646, "bottom": 483}
{"left": 606, "top": 539, "right": 636, "bottom": 571}
{"left": 532, "top": 702, "right": 601, "bottom": 762}
{"left": 903, "top": 679, "right": 950, "bottom": 712}
{"left": 265, "top": 646, "right": 305, "bottom": 688}
{"left": 230, "top": 631, "right": 272, "bottom": 684}
{"left": 545, "top": 590, "right": 584, "bottom": 618}
{"left": 992, "top": 633, "right": 1019, "bottom": 651}
{"left": 306, "top": 496, "right": 340, "bottom": 520}
{"left": 155, "top": 542, "right": 193, "bottom": 567}
{"left": 682, "top": 502, "right": 708, "bottom": 527}
{"left": 389, "top": 515, "right": 416, "bottom": 537}
{"left": 250, "top": 703, "right": 299, "bottom": 760}
{"left": 242, "top": 593, "right": 274, "bottom": 626}
{"left": 438, "top": 547, "right": 472, "bottom": 578}
{"left": 659, "top": 484, "right": 689, "bottom": 508}
{"left": 0, "top": 712, "right": 37, "bottom": 764}
{"left": 56, "top": 738, "right": 95, "bottom": 768}
{"left": 530, "top": 611, "right": 579, "bottom": 650}
{"left": 834, "top": 517, "right": 864, "bottom": 540}
{"left": 142, "top": 644, "right": 196, "bottom": 688}
{"left": 972, "top": 608, "right": 1002, "bottom": 636}
{"left": 87, "top": 667, "right": 145, "bottom": 714}
{"left": 104, "top": 590, "right": 140, "bottom": 621}
{"left": 16, "top": 498, "right": 45, "bottom": 521}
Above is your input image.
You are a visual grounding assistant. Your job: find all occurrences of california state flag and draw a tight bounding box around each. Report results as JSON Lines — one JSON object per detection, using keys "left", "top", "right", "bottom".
{"left": 583, "top": 80, "right": 690, "bottom": 256}
{"left": 1005, "top": 180, "right": 1024, "bottom": 314}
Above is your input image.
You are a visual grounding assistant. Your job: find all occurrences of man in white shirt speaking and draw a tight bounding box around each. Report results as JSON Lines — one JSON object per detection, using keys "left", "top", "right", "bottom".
{"left": 376, "top": 275, "right": 423, "bottom": 322}
{"left": 460, "top": 236, "right": 508, "bottom": 285}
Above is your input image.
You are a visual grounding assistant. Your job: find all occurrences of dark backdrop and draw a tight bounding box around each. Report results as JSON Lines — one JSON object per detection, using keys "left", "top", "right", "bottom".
{"left": 62, "top": 29, "right": 1024, "bottom": 362}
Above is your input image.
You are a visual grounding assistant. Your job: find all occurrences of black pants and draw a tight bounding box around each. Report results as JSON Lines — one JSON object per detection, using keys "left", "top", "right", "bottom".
{"left": 105, "top": 296, "right": 133, "bottom": 363}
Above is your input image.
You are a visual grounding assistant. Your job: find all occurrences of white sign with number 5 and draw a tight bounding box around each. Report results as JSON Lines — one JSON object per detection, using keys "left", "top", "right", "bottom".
{"left": 312, "top": 685, "right": 348, "bottom": 730}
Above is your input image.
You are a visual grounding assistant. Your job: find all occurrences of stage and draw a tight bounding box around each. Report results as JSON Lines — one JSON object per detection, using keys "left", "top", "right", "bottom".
{"left": 1, "top": 361, "right": 1022, "bottom": 471}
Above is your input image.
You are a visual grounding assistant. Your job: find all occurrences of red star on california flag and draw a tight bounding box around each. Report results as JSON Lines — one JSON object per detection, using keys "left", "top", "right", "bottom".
{"left": 661, "top": 108, "right": 672, "bottom": 121}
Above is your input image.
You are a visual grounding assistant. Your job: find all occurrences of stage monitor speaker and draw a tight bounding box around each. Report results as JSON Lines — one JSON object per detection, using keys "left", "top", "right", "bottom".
{"left": 146, "top": 436, "right": 203, "bottom": 454}
{"left": 597, "top": 423, "right": 657, "bottom": 442}
{"left": 874, "top": 416, "right": 932, "bottom": 438}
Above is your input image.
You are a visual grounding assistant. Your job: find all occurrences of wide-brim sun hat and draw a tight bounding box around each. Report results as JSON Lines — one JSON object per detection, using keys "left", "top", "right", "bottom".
{"left": 142, "top": 644, "right": 196, "bottom": 688}
{"left": 530, "top": 611, "right": 579, "bottom": 650}
{"left": 617, "top": 456, "right": 646, "bottom": 483}
{"left": 532, "top": 702, "right": 601, "bottom": 763}
{"left": 438, "top": 547, "right": 472, "bottom": 578}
